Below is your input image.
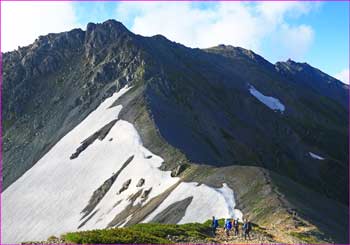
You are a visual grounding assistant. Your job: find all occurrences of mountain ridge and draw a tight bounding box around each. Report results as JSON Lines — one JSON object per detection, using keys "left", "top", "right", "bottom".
{"left": 4, "top": 20, "right": 348, "bottom": 85}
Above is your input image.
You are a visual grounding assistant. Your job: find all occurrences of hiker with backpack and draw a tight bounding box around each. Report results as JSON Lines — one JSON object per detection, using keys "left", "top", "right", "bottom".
{"left": 233, "top": 218, "right": 239, "bottom": 236}
{"left": 243, "top": 219, "right": 252, "bottom": 240}
{"left": 224, "top": 218, "right": 232, "bottom": 237}
{"left": 247, "top": 219, "right": 252, "bottom": 239}
{"left": 211, "top": 216, "right": 219, "bottom": 236}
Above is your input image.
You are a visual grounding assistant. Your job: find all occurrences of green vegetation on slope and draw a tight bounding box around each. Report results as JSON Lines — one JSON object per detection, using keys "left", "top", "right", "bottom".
{"left": 63, "top": 228, "right": 170, "bottom": 244}
{"left": 27, "top": 218, "right": 329, "bottom": 244}
{"left": 63, "top": 222, "right": 212, "bottom": 244}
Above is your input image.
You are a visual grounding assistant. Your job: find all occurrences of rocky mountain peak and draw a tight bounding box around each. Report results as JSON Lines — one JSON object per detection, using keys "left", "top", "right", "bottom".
{"left": 32, "top": 28, "right": 85, "bottom": 51}
{"left": 207, "top": 44, "right": 254, "bottom": 58}
{"left": 275, "top": 58, "right": 349, "bottom": 109}
{"left": 276, "top": 59, "right": 312, "bottom": 73}
{"left": 85, "top": 19, "right": 131, "bottom": 39}
{"left": 205, "top": 44, "right": 273, "bottom": 69}
{"left": 276, "top": 59, "right": 343, "bottom": 85}
{"left": 84, "top": 19, "right": 136, "bottom": 65}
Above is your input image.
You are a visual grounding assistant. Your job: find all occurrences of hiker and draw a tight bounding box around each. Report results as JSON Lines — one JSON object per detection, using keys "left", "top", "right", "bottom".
{"left": 233, "top": 218, "right": 239, "bottom": 236}
{"left": 247, "top": 219, "right": 252, "bottom": 239}
{"left": 211, "top": 216, "right": 219, "bottom": 236}
{"left": 243, "top": 219, "right": 252, "bottom": 240}
{"left": 224, "top": 218, "right": 232, "bottom": 237}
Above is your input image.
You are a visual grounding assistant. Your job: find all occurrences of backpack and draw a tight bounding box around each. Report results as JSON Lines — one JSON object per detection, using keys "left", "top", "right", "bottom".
{"left": 247, "top": 222, "right": 252, "bottom": 231}
{"left": 243, "top": 223, "right": 248, "bottom": 230}
{"left": 226, "top": 221, "right": 232, "bottom": 229}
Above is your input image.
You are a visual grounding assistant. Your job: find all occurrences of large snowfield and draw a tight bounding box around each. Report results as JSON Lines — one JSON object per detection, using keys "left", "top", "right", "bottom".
{"left": 2, "top": 86, "right": 242, "bottom": 244}
{"left": 249, "top": 86, "right": 285, "bottom": 112}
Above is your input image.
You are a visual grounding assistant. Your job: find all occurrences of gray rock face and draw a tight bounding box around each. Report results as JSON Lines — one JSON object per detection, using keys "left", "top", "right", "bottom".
{"left": 70, "top": 119, "right": 118, "bottom": 160}
{"left": 84, "top": 20, "right": 133, "bottom": 65}
{"left": 2, "top": 20, "right": 144, "bottom": 190}
{"left": 151, "top": 196, "right": 193, "bottom": 224}
{"left": 3, "top": 28, "right": 85, "bottom": 123}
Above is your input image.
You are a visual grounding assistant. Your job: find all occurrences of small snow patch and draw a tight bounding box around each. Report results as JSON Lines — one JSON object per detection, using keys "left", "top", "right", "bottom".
{"left": 249, "top": 86, "right": 285, "bottom": 112}
{"left": 309, "top": 152, "right": 325, "bottom": 160}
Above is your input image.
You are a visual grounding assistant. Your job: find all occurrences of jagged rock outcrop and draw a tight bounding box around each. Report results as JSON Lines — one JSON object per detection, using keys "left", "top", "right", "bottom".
{"left": 70, "top": 119, "right": 118, "bottom": 160}
{"left": 170, "top": 163, "right": 188, "bottom": 177}
{"left": 118, "top": 179, "right": 132, "bottom": 194}
{"left": 136, "top": 178, "right": 145, "bottom": 187}
{"left": 141, "top": 188, "right": 152, "bottom": 202}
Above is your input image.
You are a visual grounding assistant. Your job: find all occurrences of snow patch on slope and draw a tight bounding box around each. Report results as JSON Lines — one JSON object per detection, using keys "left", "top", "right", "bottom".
{"left": 249, "top": 86, "right": 285, "bottom": 112}
{"left": 144, "top": 182, "right": 243, "bottom": 224}
{"left": 3, "top": 85, "right": 242, "bottom": 243}
{"left": 2, "top": 86, "right": 177, "bottom": 243}
{"left": 309, "top": 152, "right": 325, "bottom": 160}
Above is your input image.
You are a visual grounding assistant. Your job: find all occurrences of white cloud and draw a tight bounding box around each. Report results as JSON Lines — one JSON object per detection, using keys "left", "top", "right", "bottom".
{"left": 115, "top": 2, "right": 316, "bottom": 60}
{"left": 335, "top": 69, "right": 349, "bottom": 84}
{"left": 1, "top": 2, "right": 80, "bottom": 52}
{"left": 257, "top": 2, "right": 316, "bottom": 23}
{"left": 1, "top": 1, "right": 318, "bottom": 62}
{"left": 271, "top": 23, "right": 314, "bottom": 61}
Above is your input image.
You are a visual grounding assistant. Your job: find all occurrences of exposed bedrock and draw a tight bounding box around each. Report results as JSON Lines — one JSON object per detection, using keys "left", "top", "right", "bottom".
{"left": 81, "top": 155, "right": 134, "bottom": 219}
{"left": 118, "top": 179, "right": 132, "bottom": 194}
{"left": 70, "top": 119, "right": 118, "bottom": 160}
{"left": 150, "top": 196, "right": 193, "bottom": 224}
{"left": 136, "top": 178, "right": 145, "bottom": 187}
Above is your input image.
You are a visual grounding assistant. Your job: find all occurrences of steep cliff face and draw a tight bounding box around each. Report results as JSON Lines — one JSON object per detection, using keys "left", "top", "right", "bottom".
{"left": 2, "top": 20, "right": 146, "bottom": 189}
{"left": 2, "top": 20, "right": 349, "bottom": 243}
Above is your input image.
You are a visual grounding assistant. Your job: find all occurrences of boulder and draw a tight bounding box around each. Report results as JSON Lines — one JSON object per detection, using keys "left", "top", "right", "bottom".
{"left": 171, "top": 163, "right": 188, "bottom": 177}
{"left": 118, "top": 179, "right": 131, "bottom": 194}
{"left": 141, "top": 187, "right": 152, "bottom": 201}
{"left": 136, "top": 178, "right": 145, "bottom": 187}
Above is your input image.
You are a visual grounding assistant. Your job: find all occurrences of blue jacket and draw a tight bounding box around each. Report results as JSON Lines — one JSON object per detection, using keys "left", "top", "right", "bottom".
{"left": 225, "top": 220, "right": 232, "bottom": 230}
{"left": 243, "top": 223, "right": 248, "bottom": 230}
{"left": 212, "top": 219, "right": 219, "bottom": 228}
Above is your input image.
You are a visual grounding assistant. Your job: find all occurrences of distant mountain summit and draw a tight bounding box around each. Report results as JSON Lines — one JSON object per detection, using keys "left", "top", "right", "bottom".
{"left": 275, "top": 59, "right": 349, "bottom": 108}
{"left": 2, "top": 19, "right": 349, "bottom": 244}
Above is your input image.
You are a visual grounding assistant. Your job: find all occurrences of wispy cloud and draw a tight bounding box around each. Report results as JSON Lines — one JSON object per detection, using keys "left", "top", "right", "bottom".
{"left": 1, "top": 1, "right": 319, "bottom": 63}
{"left": 1, "top": 2, "right": 81, "bottom": 52}
{"left": 115, "top": 2, "right": 317, "bottom": 61}
{"left": 335, "top": 69, "right": 349, "bottom": 84}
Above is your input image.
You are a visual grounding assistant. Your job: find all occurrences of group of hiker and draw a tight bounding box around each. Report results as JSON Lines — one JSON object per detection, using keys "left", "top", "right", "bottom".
{"left": 211, "top": 216, "right": 252, "bottom": 240}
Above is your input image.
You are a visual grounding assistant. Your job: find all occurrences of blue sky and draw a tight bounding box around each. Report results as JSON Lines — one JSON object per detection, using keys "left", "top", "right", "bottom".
{"left": 2, "top": 1, "right": 349, "bottom": 83}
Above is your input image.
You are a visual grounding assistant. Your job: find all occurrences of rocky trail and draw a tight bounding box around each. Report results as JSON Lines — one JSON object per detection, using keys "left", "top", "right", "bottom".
{"left": 21, "top": 222, "right": 329, "bottom": 245}
{"left": 209, "top": 227, "right": 277, "bottom": 244}
{"left": 164, "top": 227, "right": 278, "bottom": 244}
